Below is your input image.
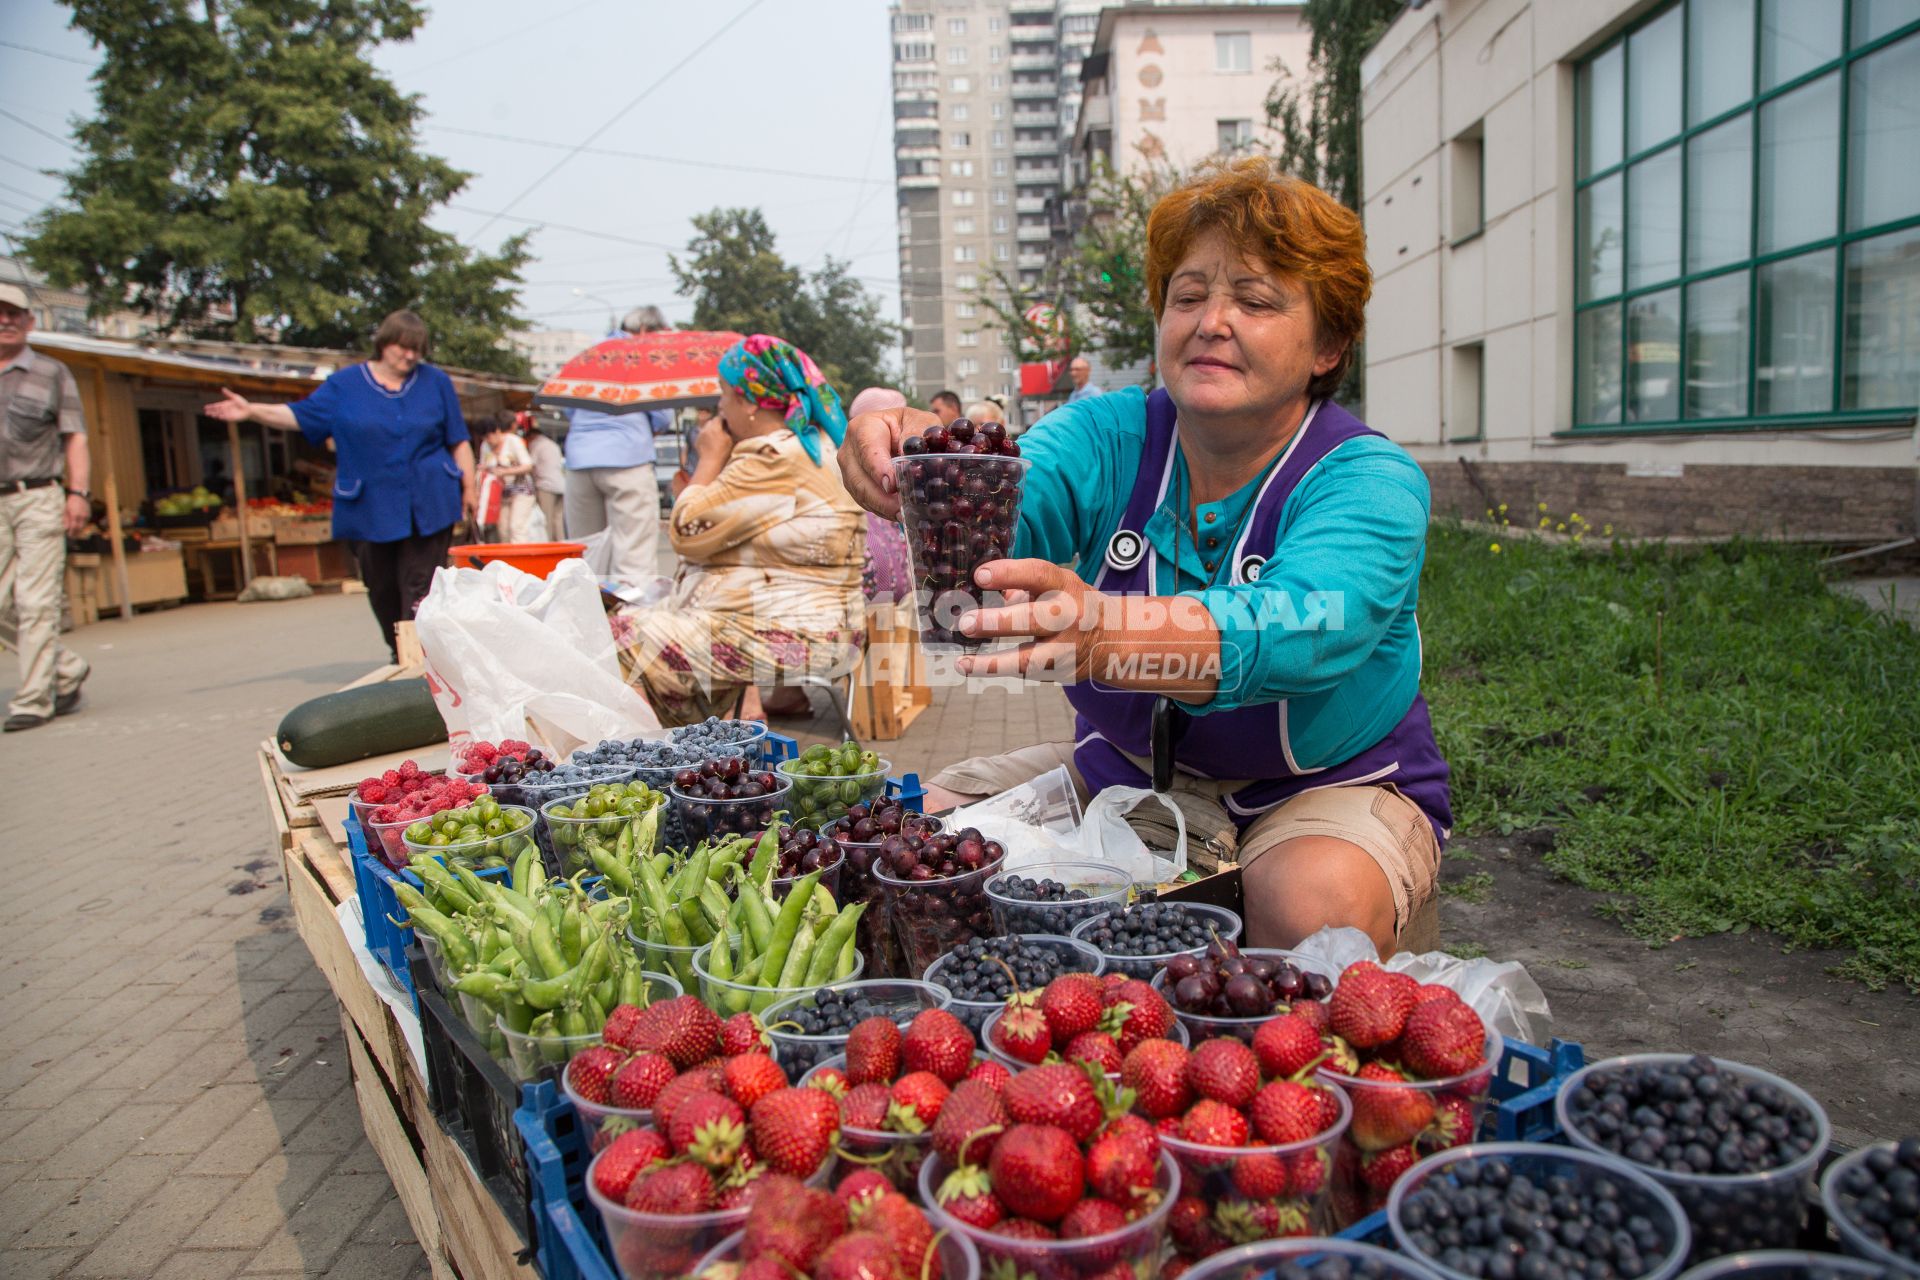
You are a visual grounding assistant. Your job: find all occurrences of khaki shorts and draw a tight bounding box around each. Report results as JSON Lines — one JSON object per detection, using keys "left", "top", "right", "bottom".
{"left": 932, "top": 741, "right": 1442, "bottom": 938}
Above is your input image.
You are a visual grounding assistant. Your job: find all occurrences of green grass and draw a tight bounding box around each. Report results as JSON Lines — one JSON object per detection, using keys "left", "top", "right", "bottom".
{"left": 1420, "top": 523, "right": 1920, "bottom": 990}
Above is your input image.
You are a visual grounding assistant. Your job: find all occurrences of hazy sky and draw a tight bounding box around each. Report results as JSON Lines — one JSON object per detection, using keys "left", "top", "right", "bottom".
{"left": 0, "top": 0, "right": 903, "bottom": 343}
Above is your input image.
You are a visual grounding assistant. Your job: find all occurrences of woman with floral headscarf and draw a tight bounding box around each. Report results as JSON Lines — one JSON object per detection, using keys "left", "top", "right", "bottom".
{"left": 611, "top": 335, "right": 867, "bottom": 725}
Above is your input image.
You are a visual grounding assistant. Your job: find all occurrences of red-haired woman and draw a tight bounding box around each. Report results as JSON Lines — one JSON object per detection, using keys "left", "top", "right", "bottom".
{"left": 839, "top": 159, "right": 1448, "bottom": 956}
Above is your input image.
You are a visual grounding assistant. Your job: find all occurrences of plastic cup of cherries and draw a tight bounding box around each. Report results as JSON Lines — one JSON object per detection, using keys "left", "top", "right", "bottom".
{"left": 891, "top": 417, "right": 1030, "bottom": 650}
{"left": 666, "top": 756, "right": 791, "bottom": 844}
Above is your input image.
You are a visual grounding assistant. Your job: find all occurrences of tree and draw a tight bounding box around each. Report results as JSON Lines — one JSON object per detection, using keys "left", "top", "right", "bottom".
{"left": 23, "top": 0, "right": 532, "bottom": 377}
{"left": 670, "top": 207, "right": 900, "bottom": 399}
{"left": 1262, "top": 0, "right": 1403, "bottom": 213}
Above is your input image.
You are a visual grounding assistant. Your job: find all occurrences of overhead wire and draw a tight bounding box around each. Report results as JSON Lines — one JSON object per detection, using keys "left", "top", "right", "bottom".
{"left": 426, "top": 124, "right": 890, "bottom": 188}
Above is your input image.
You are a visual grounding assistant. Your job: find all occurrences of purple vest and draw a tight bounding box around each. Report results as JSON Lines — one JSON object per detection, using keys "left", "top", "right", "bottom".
{"left": 1062, "top": 389, "right": 1452, "bottom": 843}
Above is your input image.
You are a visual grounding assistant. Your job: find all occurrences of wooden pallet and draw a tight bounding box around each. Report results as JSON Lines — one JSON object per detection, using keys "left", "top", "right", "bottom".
{"left": 850, "top": 606, "right": 932, "bottom": 740}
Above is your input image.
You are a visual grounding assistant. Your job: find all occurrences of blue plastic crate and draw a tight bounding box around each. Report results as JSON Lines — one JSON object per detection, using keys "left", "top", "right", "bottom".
{"left": 346, "top": 811, "right": 417, "bottom": 993}
{"left": 1334, "top": 1035, "right": 1586, "bottom": 1244}
{"left": 519, "top": 1094, "right": 617, "bottom": 1280}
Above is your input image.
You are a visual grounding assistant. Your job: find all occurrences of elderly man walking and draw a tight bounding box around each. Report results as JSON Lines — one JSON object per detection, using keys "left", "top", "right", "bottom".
{"left": 0, "top": 284, "right": 92, "bottom": 731}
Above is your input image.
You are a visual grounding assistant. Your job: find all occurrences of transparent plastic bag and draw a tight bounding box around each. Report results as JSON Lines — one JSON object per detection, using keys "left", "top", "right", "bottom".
{"left": 947, "top": 774, "right": 1185, "bottom": 885}
{"left": 1289, "top": 925, "right": 1554, "bottom": 1046}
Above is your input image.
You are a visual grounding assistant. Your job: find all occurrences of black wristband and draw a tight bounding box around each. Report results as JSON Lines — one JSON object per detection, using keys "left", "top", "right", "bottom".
{"left": 66, "top": 488, "right": 89, "bottom": 499}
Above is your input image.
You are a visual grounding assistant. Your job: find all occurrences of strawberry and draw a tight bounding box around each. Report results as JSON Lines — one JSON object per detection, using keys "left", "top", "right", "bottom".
{"left": 1426, "top": 1092, "right": 1477, "bottom": 1149}
{"left": 566, "top": 1045, "right": 626, "bottom": 1105}
{"left": 1101, "top": 979, "right": 1175, "bottom": 1053}
{"left": 1289, "top": 999, "right": 1331, "bottom": 1037}
{"left": 1121, "top": 1038, "right": 1192, "bottom": 1119}
{"left": 930, "top": 1078, "right": 1009, "bottom": 1167}
{"left": 590, "top": 1127, "right": 669, "bottom": 1202}
{"left": 719, "top": 1011, "right": 766, "bottom": 1056}
{"left": 650, "top": 1063, "right": 725, "bottom": 1133}
{"left": 1004, "top": 1063, "right": 1105, "bottom": 1142}
{"left": 965, "top": 1059, "right": 1012, "bottom": 1093}
{"left": 807, "top": 1064, "right": 850, "bottom": 1097}
{"left": 845, "top": 1015, "right": 903, "bottom": 1085}
{"left": 733, "top": 1259, "right": 787, "bottom": 1280}
{"left": 742, "top": 1174, "right": 847, "bottom": 1271}
{"left": 632, "top": 994, "right": 723, "bottom": 1067}
{"left": 1085, "top": 1122, "right": 1158, "bottom": 1207}
{"left": 901, "top": 1008, "right": 974, "bottom": 1084}
{"left": 992, "top": 1001, "right": 1053, "bottom": 1065}
{"left": 1231, "top": 1150, "right": 1288, "bottom": 1200}
{"left": 1252, "top": 1014, "right": 1325, "bottom": 1080}
{"left": 607, "top": 1052, "right": 677, "bottom": 1111}
{"left": 1185, "top": 1038, "right": 1260, "bottom": 1109}
{"left": 887, "top": 1071, "right": 951, "bottom": 1133}
{"left": 1288, "top": 1147, "right": 1328, "bottom": 1196}
{"left": 601, "top": 1002, "right": 654, "bottom": 1052}
{"left": 1249, "top": 1079, "right": 1329, "bottom": 1145}
{"left": 1063, "top": 1030, "right": 1122, "bottom": 1075}
{"left": 1348, "top": 1062, "right": 1436, "bottom": 1151}
{"left": 1178, "top": 1098, "right": 1251, "bottom": 1148}
{"left": 853, "top": 1190, "right": 940, "bottom": 1280}
{"left": 1319, "top": 1034, "right": 1360, "bottom": 1076}
{"left": 1359, "top": 1141, "right": 1419, "bottom": 1192}
{"left": 714, "top": 1167, "right": 763, "bottom": 1212}
{"left": 841, "top": 1081, "right": 893, "bottom": 1131}
{"left": 1168, "top": 1195, "right": 1225, "bottom": 1258}
{"left": 722, "top": 1052, "right": 788, "bottom": 1111}
{"left": 988, "top": 1123, "right": 1086, "bottom": 1224}
{"left": 750, "top": 1086, "right": 842, "bottom": 1178}
{"left": 935, "top": 1161, "right": 1006, "bottom": 1229}
{"left": 1039, "top": 972, "right": 1105, "bottom": 1045}
{"left": 626, "top": 1161, "right": 715, "bottom": 1214}
{"left": 1329, "top": 963, "right": 1416, "bottom": 1050}
{"left": 667, "top": 1090, "right": 747, "bottom": 1167}
{"left": 1216, "top": 1197, "right": 1305, "bottom": 1244}
{"left": 1400, "top": 998, "right": 1487, "bottom": 1079}
{"left": 1058, "top": 1196, "right": 1131, "bottom": 1265}
{"left": 1411, "top": 982, "right": 1460, "bottom": 1009}
{"left": 836, "top": 1168, "right": 893, "bottom": 1205}
{"left": 813, "top": 1232, "right": 901, "bottom": 1280}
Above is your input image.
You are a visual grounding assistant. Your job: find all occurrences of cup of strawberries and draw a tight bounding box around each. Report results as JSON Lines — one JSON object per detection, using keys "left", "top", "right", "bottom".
{"left": 691, "top": 1171, "right": 979, "bottom": 1280}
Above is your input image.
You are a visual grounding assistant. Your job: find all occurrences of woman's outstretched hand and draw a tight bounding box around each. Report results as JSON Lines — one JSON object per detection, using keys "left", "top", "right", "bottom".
{"left": 839, "top": 406, "right": 941, "bottom": 520}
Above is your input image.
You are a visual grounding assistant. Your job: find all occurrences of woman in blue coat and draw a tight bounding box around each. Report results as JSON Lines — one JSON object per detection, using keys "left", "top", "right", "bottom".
{"left": 207, "top": 310, "right": 475, "bottom": 660}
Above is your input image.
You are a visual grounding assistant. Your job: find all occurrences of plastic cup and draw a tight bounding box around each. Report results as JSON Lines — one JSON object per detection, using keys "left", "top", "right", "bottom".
{"left": 495, "top": 968, "right": 680, "bottom": 1085}
{"left": 980, "top": 1000, "right": 1186, "bottom": 1076}
{"left": 693, "top": 1225, "right": 979, "bottom": 1280}
{"left": 921, "top": 933, "right": 1106, "bottom": 1032}
{"left": 1069, "top": 900, "right": 1245, "bottom": 980}
{"left": 1556, "top": 1054, "right": 1832, "bottom": 1261}
{"left": 1388, "top": 1142, "right": 1693, "bottom": 1280}
{"left": 1150, "top": 947, "right": 1340, "bottom": 1044}
{"left": 362, "top": 809, "right": 427, "bottom": 869}
{"left": 586, "top": 1143, "right": 828, "bottom": 1280}
{"left": 775, "top": 753, "right": 891, "bottom": 832}
{"left": 692, "top": 937, "right": 867, "bottom": 1017}
{"left": 984, "top": 860, "right": 1133, "bottom": 936}
{"left": 797, "top": 1051, "right": 943, "bottom": 1192}
{"left": 667, "top": 719, "right": 770, "bottom": 760}
{"left": 416, "top": 932, "right": 453, "bottom": 993}
{"left": 1157, "top": 1081, "right": 1351, "bottom": 1264}
{"left": 892, "top": 450, "right": 1030, "bottom": 649}
{"left": 467, "top": 763, "right": 638, "bottom": 812}
{"left": 1316, "top": 1025, "right": 1502, "bottom": 1227}
{"left": 760, "top": 979, "right": 951, "bottom": 1079}
{"left": 540, "top": 785, "right": 667, "bottom": 876}
{"left": 626, "top": 924, "right": 701, "bottom": 992}
{"left": 831, "top": 814, "right": 945, "bottom": 979}
{"left": 767, "top": 839, "right": 847, "bottom": 903}
{"left": 919, "top": 1148, "right": 1178, "bottom": 1276}
{"left": 1676, "top": 1252, "right": 1901, "bottom": 1280}
{"left": 669, "top": 777, "right": 794, "bottom": 845}
{"left": 1820, "top": 1142, "right": 1920, "bottom": 1276}
{"left": 871, "top": 850, "right": 1009, "bottom": 978}
{"left": 1181, "top": 1237, "right": 1445, "bottom": 1280}
{"left": 400, "top": 803, "right": 539, "bottom": 871}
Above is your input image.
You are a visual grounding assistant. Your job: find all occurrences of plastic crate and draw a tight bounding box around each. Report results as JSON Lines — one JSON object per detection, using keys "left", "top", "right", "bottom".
{"left": 1335, "top": 1035, "right": 1586, "bottom": 1244}
{"left": 519, "top": 1096, "right": 618, "bottom": 1280}
{"left": 411, "top": 946, "right": 563, "bottom": 1255}
{"left": 760, "top": 732, "right": 925, "bottom": 812}
{"left": 348, "top": 811, "right": 513, "bottom": 997}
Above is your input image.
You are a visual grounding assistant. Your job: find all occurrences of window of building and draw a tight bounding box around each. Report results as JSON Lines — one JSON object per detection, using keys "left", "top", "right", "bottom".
{"left": 954, "top": 216, "right": 976, "bottom": 234}
{"left": 957, "top": 359, "right": 979, "bottom": 376}
{"left": 895, "top": 41, "right": 933, "bottom": 62}
{"left": 992, "top": 157, "right": 1009, "bottom": 175}
{"left": 952, "top": 103, "right": 970, "bottom": 121}
{"left": 993, "top": 214, "right": 1010, "bottom": 232}
{"left": 946, "top": 45, "right": 968, "bottom": 64}
{"left": 894, "top": 70, "right": 937, "bottom": 91}
{"left": 948, "top": 17, "right": 966, "bottom": 35}
{"left": 950, "top": 159, "right": 975, "bottom": 176}
{"left": 991, "top": 129, "right": 1008, "bottom": 148}
{"left": 949, "top": 75, "right": 971, "bottom": 92}
{"left": 991, "top": 101, "right": 1006, "bottom": 119}
{"left": 950, "top": 132, "right": 971, "bottom": 148}
{"left": 1216, "top": 118, "right": 1253, "bottom": 153}
{"left": 956, "top": 301, "right": 976, "bottom": 318}
{"left": 989, "top": 16, "right": 1003, "bottom": 33}
{"left": 992, "top": 188, "right": 1010, "bottom": 205}
{"left": 1216, "top": 32, "right": 1252, "bottom": 73}
{"left": 958, "top": 330, "right": 980, "bottom": 347}
{"left": 963, "top": 384, "right": 979, "bottom": 400}
{"left": 1450, "top": 343, "right": 1485, "bottom": 442}
{"left": 956, "top": 273, "right": 977, "bottom": 290}
{"left": 954, "top": 245, "right": 978, "bottom": 262}
{"left": 1573, "top": 0, "right": 1920, "bottom": 430}
{"left": 989, "top": 45, "right": 1004, "bottom": 63}
{"left": 995, "top": 243, "right": 1011, "bottom": 260}
{"left": 1449, "top": 122, "right": 1484, "bottom": 242}
{"left": 989, "top": 73, "right": 1004, "bottom": 90}
{"left": 893, "top": 13, "right": 930, "bottom": 33}
{"left": 1000, "top": 354, "right": 1017, "bottom": 372}
{"left": 951, "top": 188, "right": 976, "bottom": 206}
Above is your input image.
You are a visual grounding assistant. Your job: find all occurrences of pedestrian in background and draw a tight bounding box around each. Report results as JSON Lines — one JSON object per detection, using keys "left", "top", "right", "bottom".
{"left": 965, "top": 399, "right": 1006, "bottom": 426}
{"left": 930, "top": 390, "right": 962, "bottom": 425}
{"left": 0, "top": 283, "right": 93, "bottom": 732}
{"left": 207, "top": 308, "right": 474, "bottom": 663}
{"left": 479, "top": 411, "right": 535, "bottom": 542}
{"left": 1067, "top": 356, "right": 1104, "bottom": 402}
{"left": 522, "top": 413, "right": 566, "bottom": 540}
{"left": 565, "top": 305, "right": 674, "bottom": 584}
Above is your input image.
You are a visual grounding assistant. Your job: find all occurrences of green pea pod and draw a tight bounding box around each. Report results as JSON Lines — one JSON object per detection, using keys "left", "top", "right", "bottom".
{"left": 706, "top": 932, "right": 734, "bottom": 984}
{"left": 486, "top": 946, "right": 522, "bottom": 976}
{"left": 583, "top": 991, "right": 607, "bottom": 1031}
{"left": 709, "top": 840, "right": 747, "bottom": 882}
{"left": 453, "top": 969, "right": 513, "bottom": 1007}
{"left": 581, "top": 931, "right": 612, "bottom": 988}
{"left": 699, "top": 881, "right": 731, "bottom": 931}
{"left": 680, "top": 846, "right": 712, "bottom": 900}
{"left": 393, "top": 881, "right": 434, "bottom": 915}
{"left": 406, "top": 906, "right": 476, "bottom": 972}
{"left": 526, "top": 856, "right": 546, "bottom": 897}
{"left": 530, "top": 913, "right": 569, "bottom": 980}
{"left": 736, "top": 915, "right": 758, "bottom": 973}
{"left": 810, "top": 883, "right": 839, "bottom": 921}
{"left": 450, "top": 863, "right": 494, "bottom": 904}
{"left": 758, "top": 866, "right": 822, "bottom": 991}
{"left": 591, "top": 843, "right": 634, "bottom": 894}
{"left": 804, "top": 900, "right": 865, "bottom": 986}
{"left": 777, "top": 918, "right": 817, "bottom": 990}
{"left": 635, "top": 852, "right": 674, "bottom": 928}
{"left": 520, "top": 965, "right": 578, "bottom": 1010}
{"left": 592, "top": 976, "right": 616, "bottom": 1014}
{"left": 560, "top": 902, "right": 586, "bottom": 966}
{"left": 511, "top": 843, "right": 535, "bottom": 896}
{"left": 735, "top": 953, "right": 766, "bottom": 984}
{"left": 407, "top": 862, "right": 477, "bottom": 915}
{"left": 834, "top": 932, "right": 857, "bottom": 979}
{"left": 556, "top": 1004, "right": 590, "bottom": 1042}
{"left": 501, "top": 994, "right": 535, "bottom": 1034}
{"left": 631, "top": 805, "right": 661, "bottom": 859}
{"left": 615, "top": 818, "right": 636, "bottom": 864}
{"left": 749, "top": 824, "right": 780, "bottom": 887}
{"left": 479, "top": 880, "right": 538, "bottom": 928}
{"left": 736, "top": 875, "right": 776, "bottom": 955}
{"left": 543, "top": 895, "right": 564, "bottom": 939}
{"left": 617, "top": 964, "right": 646, "bottom": 1007}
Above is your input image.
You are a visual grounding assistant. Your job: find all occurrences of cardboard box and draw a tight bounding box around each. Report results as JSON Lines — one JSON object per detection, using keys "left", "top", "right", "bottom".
{"left": 210, "top": 511, "right": 274, "bottom": 541}
{"left": 273, "top": 514, "right": 334, "bottom": 545}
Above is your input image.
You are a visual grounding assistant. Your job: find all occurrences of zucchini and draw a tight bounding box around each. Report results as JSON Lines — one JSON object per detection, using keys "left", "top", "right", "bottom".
{"left": 276, "top": 678, "right": 447, "bottom": 768}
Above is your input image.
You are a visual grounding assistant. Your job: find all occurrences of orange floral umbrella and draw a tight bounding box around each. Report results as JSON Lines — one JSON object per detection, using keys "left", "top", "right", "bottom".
{"left": 534, "top": 329, "right": 745, "bottom": 414}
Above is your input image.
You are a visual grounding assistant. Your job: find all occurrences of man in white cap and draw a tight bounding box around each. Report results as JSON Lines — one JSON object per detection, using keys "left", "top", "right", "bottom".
{"left": 0, "top": 283, "right": 92, "bottom": 731}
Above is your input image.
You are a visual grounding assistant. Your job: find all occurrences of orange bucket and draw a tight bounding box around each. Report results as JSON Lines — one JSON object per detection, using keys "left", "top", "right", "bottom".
{"left": 447, "top": 542, "right": 589, "bottom": 579}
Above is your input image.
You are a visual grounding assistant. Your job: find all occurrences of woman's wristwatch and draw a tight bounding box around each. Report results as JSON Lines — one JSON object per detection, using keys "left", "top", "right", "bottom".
{"left": 66, "top": 488, "right": 90, "bottom": 500}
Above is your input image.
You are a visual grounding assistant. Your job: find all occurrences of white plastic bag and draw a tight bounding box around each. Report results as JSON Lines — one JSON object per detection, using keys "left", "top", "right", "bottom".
{"left": 1070, "top": 786, "right": 1187, "bottom": 882}
{"left": 1289, "top": 926, "right": 1555, "bottom": 1046}
{"left": 947, "top": 776, "right": 1187, "bottom": 885}
{"left": 413, "top": 557, "right": 661, "bottom": 760}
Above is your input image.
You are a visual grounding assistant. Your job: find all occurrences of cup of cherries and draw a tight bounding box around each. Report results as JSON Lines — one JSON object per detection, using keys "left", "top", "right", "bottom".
{"left": 868, "top": 824, "right": 1008, "bottom": 976}
{"left": 891, "top": 417, "right": 1030, "bottom": 649}
{"left": 821, "top": 800, "right": 945, "bottom": 977}
{"left": 666, "top": 756, "right": 791, "bottom": 843}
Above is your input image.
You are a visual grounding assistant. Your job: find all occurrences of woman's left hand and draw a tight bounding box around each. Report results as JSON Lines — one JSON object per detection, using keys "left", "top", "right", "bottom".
{"left": 696, "top": 417, "right": 731, "bottom": 462}
{"left": 952, "top": 558, "right": 1112, "bottom": 681}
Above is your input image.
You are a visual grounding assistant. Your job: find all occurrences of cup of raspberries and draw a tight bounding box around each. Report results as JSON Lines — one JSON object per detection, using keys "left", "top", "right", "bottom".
{"left": 1555, "top": 1053, "right": 1830, "bottom": 1260}
{"left": 891, "top": 418, "right": 1030, "bottom": 650}
{"left": 356, "top": 769, "right": 490, "bottom": 869}
{"left": 690, "top": 1170, "right": 978, "bottom": 1280}
{"left": 1309, "top": 961, "right": 1498, "bottom": 1227}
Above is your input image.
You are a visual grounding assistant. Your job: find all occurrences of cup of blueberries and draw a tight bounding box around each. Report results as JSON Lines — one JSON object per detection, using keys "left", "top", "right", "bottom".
{"left": 572, "top": 717, "right": 770, "bottom": 849}
{"left": 983, "top": 860, "right": 1132, "bottom": 935}
{"left": 891, "top": 417, "right": 1030, "bottom": 650}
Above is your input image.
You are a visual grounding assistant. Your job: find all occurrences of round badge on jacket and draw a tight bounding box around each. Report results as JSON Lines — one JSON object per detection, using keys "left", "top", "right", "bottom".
{"left": 1237, "top": 554, "right": 1268, "bottom": 583}
{"left": 1106, "top": 528, "right": 1146, "bottom": 571}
